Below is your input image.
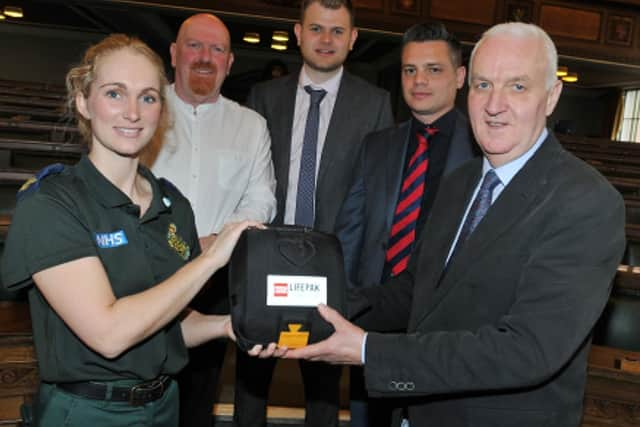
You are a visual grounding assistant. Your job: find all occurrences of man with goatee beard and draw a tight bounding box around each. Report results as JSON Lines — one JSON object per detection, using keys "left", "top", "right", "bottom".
{"left": 235, "top": 1, "right": 393, "bottom": 426}
{"left": 150, "top": 13, "right": 277, "bottom": 427}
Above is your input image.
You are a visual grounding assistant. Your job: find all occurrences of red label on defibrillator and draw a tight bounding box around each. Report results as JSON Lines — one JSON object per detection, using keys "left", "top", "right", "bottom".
{"left": 274, "top": 283, "right": 288, "bottom": 297}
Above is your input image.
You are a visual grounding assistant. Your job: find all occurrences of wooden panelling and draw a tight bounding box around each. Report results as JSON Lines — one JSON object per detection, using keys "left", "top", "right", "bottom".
{"left": 540, "top": 5, "right": 602, "bottom": 41}
{"left": 606, "top": 14, "right": 635, "bottom": 46}
{"left": 98, "top": 0, "right": 640, "bottom": 66}
{"left": 391, "top": 0, "right": 420, "bottom": 16}
{"left": 353, "top": 0, "right": 384, "bottom": 11}
{"left": 0, "top": 332, "right": 38, "bottom": 427}
{"left": 0, "top": 302, "right": 30, "bottom": 334}
{"left": 430, "top": 0, "right": 497, "bottom": 26}
{"left": 0, "top": 396, "right": 23, "bottom": 420}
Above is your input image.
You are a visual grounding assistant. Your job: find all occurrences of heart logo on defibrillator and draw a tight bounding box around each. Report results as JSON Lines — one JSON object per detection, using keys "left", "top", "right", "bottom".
{"left": 278, "top": 237, "right": 316, "bottom": 266}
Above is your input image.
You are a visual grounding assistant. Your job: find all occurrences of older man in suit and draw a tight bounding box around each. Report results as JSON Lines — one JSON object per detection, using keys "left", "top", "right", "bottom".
{"left": 283, "top": 22, "right": 626, "bottom": 427}
{"left": 335, "top": 22, "right": 478, "bottom": 427}
{"left": 235, "top": 1, "right": 393, "bottom": 426}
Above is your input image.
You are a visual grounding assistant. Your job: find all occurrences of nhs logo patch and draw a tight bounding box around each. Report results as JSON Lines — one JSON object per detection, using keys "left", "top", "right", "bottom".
{"left": 95, "top": 230, "right": 129, "bottom": 249}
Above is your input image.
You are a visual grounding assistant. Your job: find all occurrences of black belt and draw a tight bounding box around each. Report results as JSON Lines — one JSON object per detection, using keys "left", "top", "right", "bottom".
{"left": 56, "top": 375, "right": 172, "bottom": 406}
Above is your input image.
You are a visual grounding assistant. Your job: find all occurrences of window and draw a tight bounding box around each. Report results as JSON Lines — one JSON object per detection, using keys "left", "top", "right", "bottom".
{"left": 616, "top": 89, "right": 640, "bottom": 142}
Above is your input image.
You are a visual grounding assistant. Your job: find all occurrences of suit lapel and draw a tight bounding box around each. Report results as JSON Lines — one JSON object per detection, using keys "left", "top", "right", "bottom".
{"left": 414, "top": 135, "right": 560, "bottom": 325}
{"left": 443, "top": 110, "right": 476, "bottom": 176}
{"left": 407, "top": 161, "right": 480, "bottom": 329}
{"left": 273, "top": 74, "right": 298, "bottom": 211}
{"left": 384, "top": 121, "right": 411, "bottom": 231}
{"left": 316, "top": 72, "right": 353, "bottom": 191}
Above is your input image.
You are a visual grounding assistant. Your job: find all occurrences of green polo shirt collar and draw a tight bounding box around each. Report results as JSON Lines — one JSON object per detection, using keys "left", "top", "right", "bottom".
{"left": 76, "top": 156, "right": 171, "bottom": 222}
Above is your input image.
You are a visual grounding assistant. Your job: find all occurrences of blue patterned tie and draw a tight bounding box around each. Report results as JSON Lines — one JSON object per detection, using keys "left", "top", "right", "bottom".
{"left": 453, "top": 170, "right": 501, "bottom": 252}
{"left": 295, "top": 85, "right": 327, "bottom": 227}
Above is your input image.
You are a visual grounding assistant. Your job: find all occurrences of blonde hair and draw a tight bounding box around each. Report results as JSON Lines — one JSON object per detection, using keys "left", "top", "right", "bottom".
{"left": 65, "top": 34, "right": 169, "bottom": 151}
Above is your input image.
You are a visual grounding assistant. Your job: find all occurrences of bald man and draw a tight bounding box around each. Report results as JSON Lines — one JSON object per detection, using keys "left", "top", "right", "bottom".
{"left": 151, "top": 13, "right": 276, "bottom": 427}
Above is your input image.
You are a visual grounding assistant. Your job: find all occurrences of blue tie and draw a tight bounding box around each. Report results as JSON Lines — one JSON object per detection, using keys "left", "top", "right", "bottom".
{"left": 295, "top": 85, "right": 327, "bottom": 227}
{"left": 453, "top": 170, "right": 501, "bottom": 253}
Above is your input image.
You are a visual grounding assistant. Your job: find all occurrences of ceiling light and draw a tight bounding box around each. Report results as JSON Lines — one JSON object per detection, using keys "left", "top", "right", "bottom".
{"left": 561, "top": 72, "right": 578, "bottom": 83}
{"left": 272, "top": 31, "right": 289, "bottom": 42}
{"left": 556, "top": 66, "right": 568, "bottom": 77}
{"left": 3, "top": 6, "right": 23, "bottom": 18}
{"left": 271, "top": 42, "right": 287, "bottom": 51}
{"left": 243, "top": 32, "right": 260, "bottom": 44}
{"left": 0, "top": 14, "right": 5, "bottom": 21}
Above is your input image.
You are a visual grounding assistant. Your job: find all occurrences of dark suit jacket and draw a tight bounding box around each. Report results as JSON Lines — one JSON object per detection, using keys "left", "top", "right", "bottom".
{"left": 354, "top": 134, "right": 625, "bottom": 427}
{"left": 336, "top": 109, "right": 478, "bottom": 289}
{"left": 247, "top": 71, "right": 393, "bottom": 233}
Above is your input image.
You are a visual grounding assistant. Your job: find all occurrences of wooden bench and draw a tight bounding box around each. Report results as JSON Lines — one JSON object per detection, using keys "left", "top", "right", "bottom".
{"left": 0, "top": 87, "right": 65, "bottom": 102}
{"left": 0, "top": 79, "right": 65, "bottom": 95}
{"left": 0, "top": 95, "right": 64, "bottom": 110}
{"left": 584, "top": 345, "right": 640, "bottom": 427}
{"left": 0, "top": 136, "right": 84, "bottom": 155}
{"left": 0, "top": 105, "right": 65, "bottom": 122}
{"left": 0, "top": 119, "right": 79, "bottom": 145}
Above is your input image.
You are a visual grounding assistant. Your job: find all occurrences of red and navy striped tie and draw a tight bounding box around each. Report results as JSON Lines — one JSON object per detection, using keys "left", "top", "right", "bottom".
{"left": 385, "top": 126, "right": 438, "bottom": 276}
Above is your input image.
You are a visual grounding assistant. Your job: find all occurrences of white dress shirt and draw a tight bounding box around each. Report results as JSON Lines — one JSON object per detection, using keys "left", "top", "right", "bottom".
{"left": 152, "top": 84, "right": 276, "bottom": 235}
{"left": 284, "top": 65, "right": 343, "bottom": 225}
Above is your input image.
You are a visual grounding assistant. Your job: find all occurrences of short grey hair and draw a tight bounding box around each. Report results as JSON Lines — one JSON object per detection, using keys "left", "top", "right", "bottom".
{"left": 469, "top": 22, "right": 558, "bottom": 89}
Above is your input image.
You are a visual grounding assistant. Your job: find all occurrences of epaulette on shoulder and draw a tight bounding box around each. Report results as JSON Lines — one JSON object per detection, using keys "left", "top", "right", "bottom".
{"left": 158, "top": 177, "right": 183, "bottom": 197}
{"left": 157, "top": 177, "right": 186, "bottom": 209}
{"left": 17, "top": 163, "right": 66, "bottom": 201}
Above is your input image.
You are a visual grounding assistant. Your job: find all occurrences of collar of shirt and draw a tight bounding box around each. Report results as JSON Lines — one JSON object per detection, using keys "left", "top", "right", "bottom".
{"left": 483, "top": 127, "right": 548, "bottom": 194}
{"left": 298, "top": 65, "right": 343, "bottom": 97}
{"left": 77, "top": 156, "right": 169, "bottom": 219}
{"left": 167, "top": 83, "right": 220, "bottom": 116}
{"left": 444, "top": 128, "right": 548, "bottom": 265}
{"left": 411, "top": 108, "right": 457, "bottom": 140}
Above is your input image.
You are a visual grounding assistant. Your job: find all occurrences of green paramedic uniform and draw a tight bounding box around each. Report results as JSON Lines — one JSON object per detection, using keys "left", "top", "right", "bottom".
{"left": 1, "top": 156, "right": 201, "bottom": 426}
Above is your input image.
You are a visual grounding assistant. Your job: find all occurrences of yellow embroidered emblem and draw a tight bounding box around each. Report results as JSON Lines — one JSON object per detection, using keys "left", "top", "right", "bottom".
{"left": 167, "top": 223, "right": 191, "bottom": 260}
{"left": 19, "top": 177, "right": 37, "bottom": 193}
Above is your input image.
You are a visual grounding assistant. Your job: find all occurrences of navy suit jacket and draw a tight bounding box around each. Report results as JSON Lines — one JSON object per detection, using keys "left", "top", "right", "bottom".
{"left": 354, "top": 134, "right": 625, "bottom": 427}
{"left": 336, "top": 109, "right": 478, "bottom": 289}
{"left": 247, "top": 70, "right": 393, "bottom": 233}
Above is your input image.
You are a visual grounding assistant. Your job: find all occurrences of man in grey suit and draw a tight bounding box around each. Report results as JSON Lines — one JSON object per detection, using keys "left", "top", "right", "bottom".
{"left": 235, "top": 1, "right": 393, "bottom": 426}
{"left": 335, "top": 22, "right": 478, "bottom": 427}
{"left": 283, "top": 22, "right": 626, "bottom": 427}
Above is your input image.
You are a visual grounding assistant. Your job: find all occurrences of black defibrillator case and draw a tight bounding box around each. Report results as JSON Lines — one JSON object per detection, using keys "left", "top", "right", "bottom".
{"left": 228, "top": 226, "right": 347, "bottom": 351}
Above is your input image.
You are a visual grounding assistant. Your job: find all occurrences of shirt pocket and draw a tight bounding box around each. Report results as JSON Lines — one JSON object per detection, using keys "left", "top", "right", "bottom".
{"left": 215, "top": 150, "right": 250, "bottom": 190}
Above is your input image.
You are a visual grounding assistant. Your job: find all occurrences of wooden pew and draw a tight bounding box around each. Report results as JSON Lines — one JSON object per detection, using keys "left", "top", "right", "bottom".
{"left": 584, "top": 345, "right": 640, "bottom": 427}
{"left": 0, "top": 105, "right": 64, "bottom": 122}
{"left": 0, "top": 118, "right": 79, "bottom": 144}
{"left": 0, "top": 136, "right": 84, "bottom": 155}
{"left": 0, "top": 95, "right": 64, "bottom": 110}
{"left": 0, "top": 79, "right": 65, "bottom": 95}
{"left": 0, "top": 87, "right": 65, "bottom": 102}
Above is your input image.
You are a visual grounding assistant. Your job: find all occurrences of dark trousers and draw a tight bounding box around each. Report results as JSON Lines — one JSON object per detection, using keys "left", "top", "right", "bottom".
{"left": 36, "top": 380, "right": 179, "bottom": 427}
{"left": 178, "top": 266, "right": 229, "bottom": 427}
{"left": 350, "top": 366, "right": 400, "bottom": 427}
{"left": 233, "top": 350, "right": 342, "bottom": 427}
